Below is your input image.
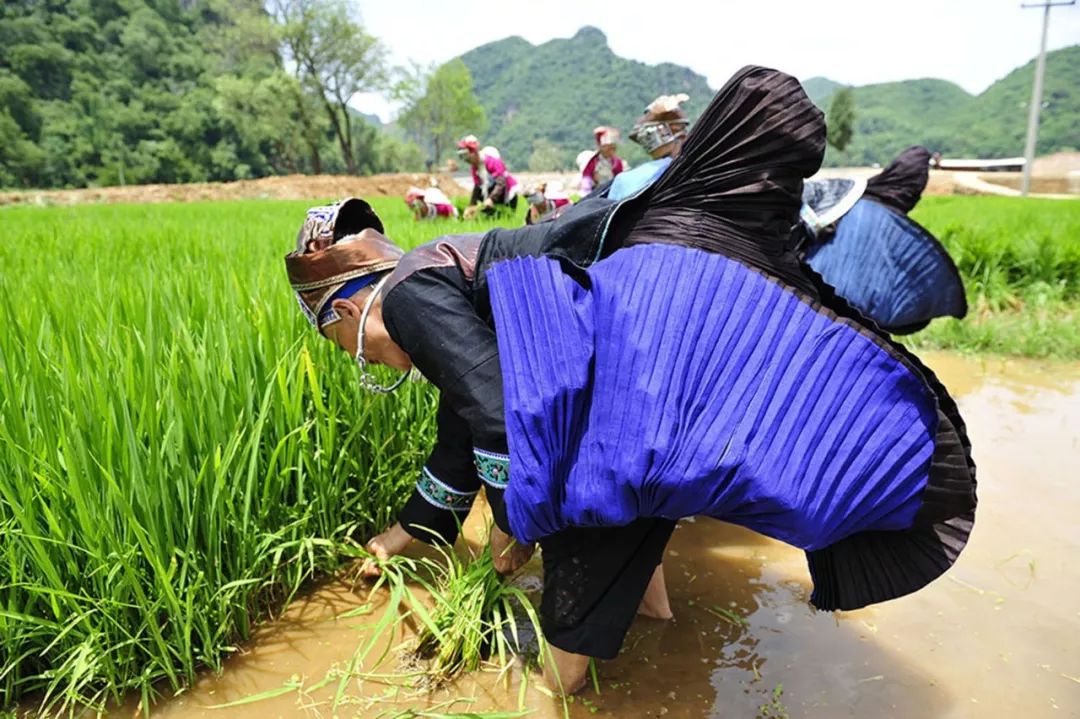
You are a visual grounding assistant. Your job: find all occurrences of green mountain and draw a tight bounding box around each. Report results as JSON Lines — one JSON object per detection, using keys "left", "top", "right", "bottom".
{"left": 814, "top": 78, "right": 978, "bottom": 165}
{"left": 459, "top": 31, "right": 1080, "bottom": 168}
{"left": 801, "top": 77, "right": 844, "bottom": 105}
{"left": 950, "top": 44, "right": 1079, "bottom": 159}
{"left": 808, "top": 45, "right": 1079, "bottom": 165}
{"left": 459, "top": 26, "right": 713, "bottom": 169}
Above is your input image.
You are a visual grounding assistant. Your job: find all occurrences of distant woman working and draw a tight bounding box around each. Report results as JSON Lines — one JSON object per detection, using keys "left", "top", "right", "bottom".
{"left": 405, "top": 185, "right": 457, "bottom": 221}
{"left": 458, "top": 136, "right": 520, "bottom": 217}
{"left": 578, "top": 126, "right": 624, "bottom": 195}
{"left": 524, "top": 181, "right": 572, "bottom": 225}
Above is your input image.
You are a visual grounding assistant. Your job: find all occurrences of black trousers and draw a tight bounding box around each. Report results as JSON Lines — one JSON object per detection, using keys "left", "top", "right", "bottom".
{"left": 539, "top": 518, "right": 676, "bottom": 659}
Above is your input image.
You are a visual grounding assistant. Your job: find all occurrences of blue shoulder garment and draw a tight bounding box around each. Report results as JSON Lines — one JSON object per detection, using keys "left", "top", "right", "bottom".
{"left": 608, "top": 157, "right": 672, "bottom": 201}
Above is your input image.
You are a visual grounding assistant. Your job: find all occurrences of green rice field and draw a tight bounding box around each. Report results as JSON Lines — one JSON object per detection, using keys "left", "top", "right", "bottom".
{"left": 0, "top": 195, "right": 1077, "bottom": 714}
{"left": 910, "top": 196, "right": 1080, "bottom": 356}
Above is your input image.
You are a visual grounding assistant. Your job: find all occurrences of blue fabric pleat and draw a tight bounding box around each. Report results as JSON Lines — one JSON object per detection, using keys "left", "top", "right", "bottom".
{"left": 489, "top": 244, "right": 939, "bottom": 548}
{"left": 804, "top": 198, "right": 967, "bottom": 331}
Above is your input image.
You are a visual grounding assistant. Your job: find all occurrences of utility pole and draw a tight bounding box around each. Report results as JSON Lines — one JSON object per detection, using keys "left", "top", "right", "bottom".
{"left": 1020, "top": 0, "right": 1075, "bottom": 196}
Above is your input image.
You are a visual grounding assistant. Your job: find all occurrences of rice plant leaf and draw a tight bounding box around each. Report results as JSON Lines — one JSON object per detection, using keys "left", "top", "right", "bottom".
{"left": 206, "top": 682, "right": 298, "bottom": 708}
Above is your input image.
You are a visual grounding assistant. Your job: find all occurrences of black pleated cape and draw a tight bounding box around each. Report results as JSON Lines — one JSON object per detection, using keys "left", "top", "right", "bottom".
{"left": 864, "top": 145, "right": 932, "bottom": 215}
{"left": 616, "top": 65, "right": 825, "bottom": 295}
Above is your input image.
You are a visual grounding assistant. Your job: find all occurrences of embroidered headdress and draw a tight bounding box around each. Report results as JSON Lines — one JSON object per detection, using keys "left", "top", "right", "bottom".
{"left": 284, "top": 198, "right": 403, "bottom": 329}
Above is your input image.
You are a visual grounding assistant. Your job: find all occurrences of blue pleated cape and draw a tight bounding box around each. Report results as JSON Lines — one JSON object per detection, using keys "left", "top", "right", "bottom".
{"left": 489, "top": 244, "right": 940, "bottom": 550}
{"left": 804, "top": 198, "right": 967, "bottom": 333}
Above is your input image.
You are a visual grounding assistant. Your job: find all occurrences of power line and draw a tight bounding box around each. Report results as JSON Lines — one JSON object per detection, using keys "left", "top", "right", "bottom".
{"left": 1020, "top": 0, "right": 1075, "bottom": 197}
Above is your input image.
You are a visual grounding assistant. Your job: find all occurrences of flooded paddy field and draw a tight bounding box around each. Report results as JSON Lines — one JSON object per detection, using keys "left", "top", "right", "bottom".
{"left": 98, "top": 352, "right": 1080, "bottom": 719}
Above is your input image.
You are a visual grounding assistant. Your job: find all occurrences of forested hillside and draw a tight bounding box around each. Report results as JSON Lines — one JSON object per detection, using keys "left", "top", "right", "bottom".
{"left": 2, "top": 5, "right": 1076, "bottom": 188}
{"left": 803, "top": 44, "right": 1078, "bottom": 165}
{"left": 0, "top": 0, "right": 421, "bottom": 188}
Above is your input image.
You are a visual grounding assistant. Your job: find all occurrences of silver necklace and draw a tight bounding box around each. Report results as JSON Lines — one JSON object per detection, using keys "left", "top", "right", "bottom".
{"left": 355, "top": 274, "right": 409, "bottom": 394}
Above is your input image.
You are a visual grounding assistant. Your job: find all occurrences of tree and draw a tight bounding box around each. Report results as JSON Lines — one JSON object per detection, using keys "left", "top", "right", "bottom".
{"left": 0, "top": 1, "right": 422, "bottom": 187}
{"left": 214, "top": 71, "right": 315, "bottom": 175}
{"left": 827, "top": 88, "right": 856, "bottom": 158}
{"left": 0, "top": 111, "right": 44, "bottom": 187}
{"left": 397, "top": 59, "right": 487, "bottom": 165}
{"left": 353, "top": 123, "right": 425, "bottom": 174}
{"left": 527, "top": 138, "right": 567, "bottom": 172}
{"left": 274, "top": 0, "right": 388, "bottom": 174}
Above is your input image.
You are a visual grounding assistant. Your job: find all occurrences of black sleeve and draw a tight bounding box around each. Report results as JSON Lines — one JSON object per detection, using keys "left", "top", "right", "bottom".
{"left": 398, "top": 397, "right": 480, "bottom": 545}
{"left": 470, "top": 185, "right": 483, "bottom": 206}
{"left": 383, "top": 267, "right": 513, "bottom": 535}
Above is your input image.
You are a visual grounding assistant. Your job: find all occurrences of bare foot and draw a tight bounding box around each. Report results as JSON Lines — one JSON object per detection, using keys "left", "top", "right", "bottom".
{"left": 489, "top": 524, "right": 536, "bottom": 575}
{"left": 637, "top": 563, "right": 674, "bottom": 619}
{"left": 360, "top": 522, "right": 414, "bottom": 577}
{"left": 543, "top": 645, "right": 590, "bottom": 695}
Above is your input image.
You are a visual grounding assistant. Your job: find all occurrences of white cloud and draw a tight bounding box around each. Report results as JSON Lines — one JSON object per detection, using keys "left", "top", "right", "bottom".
{"left": 352, "top": 0, "right": 1080, "bottom": 121}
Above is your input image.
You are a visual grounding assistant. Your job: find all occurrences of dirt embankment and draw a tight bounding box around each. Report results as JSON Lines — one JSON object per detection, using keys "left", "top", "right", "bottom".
{"left": 933, "top": 151, "right": 1080, "bottom": 197}
{"left": 817, "top": 167, "right": 1078, "bottom": 199}
{"left": 4, "top": 156, "right": 1078, "bottom": 208}
{"left": 0, "top": 173, "right": 465, "bottom": 208}
{"left": 1032, "top": 151, "right": 1080, "bottom": 175}
{"left": 960, "top": 173, "right": 1076, "bottom": 196}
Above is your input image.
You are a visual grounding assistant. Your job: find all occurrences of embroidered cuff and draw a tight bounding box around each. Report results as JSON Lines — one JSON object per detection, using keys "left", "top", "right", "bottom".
{"left": 416, "top": 466, "right": 477, "bottom": 511}
{"left": 474, "top": 448, "right": 510, "bottom": 488}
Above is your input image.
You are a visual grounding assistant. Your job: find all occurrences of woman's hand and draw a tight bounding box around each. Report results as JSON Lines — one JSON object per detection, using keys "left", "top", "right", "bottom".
{"left": 489, "top": 524, "right": 535, "bottom": 575}
{"left": 360, "top": 522, "right": 414, "bottom": 577}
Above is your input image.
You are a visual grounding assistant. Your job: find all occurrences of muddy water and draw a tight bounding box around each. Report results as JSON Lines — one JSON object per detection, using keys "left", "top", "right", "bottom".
{"left": 119, "top": 352, "right": 1080, "bottom": 718}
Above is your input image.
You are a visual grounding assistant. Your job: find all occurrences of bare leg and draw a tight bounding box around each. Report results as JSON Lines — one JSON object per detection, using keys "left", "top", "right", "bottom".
{"left": 637, "top": 563, "right": 674, "bottom": 619}
{"left": 543, "top": 644, "right": 591, "bottom": 695}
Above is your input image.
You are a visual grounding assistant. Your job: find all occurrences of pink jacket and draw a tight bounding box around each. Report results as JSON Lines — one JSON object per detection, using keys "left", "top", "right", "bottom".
{"left": 580, "top": 152, "right": 625, "bottom": 194}
{"left": 471, "top": 155, "right": 518, "bottom": 193}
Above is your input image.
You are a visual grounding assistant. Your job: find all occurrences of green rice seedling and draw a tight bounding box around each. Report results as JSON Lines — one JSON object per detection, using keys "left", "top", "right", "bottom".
{"left": 0, "top": 199, "right": 516, "bottom": 714}
{"left": 933, "top": 197, "right": 1080, "bottom": 300}
{"left": 337, "top": 535, "right": 545, "bottom": 690}
{"left": 406, "top": 543, "right": 543, "bottom": 685}
{"left": 211, "top": 541, "right": 546, "bottom": 717}
{"left": 755, "top": 683, "right": 789, "bottom": 719}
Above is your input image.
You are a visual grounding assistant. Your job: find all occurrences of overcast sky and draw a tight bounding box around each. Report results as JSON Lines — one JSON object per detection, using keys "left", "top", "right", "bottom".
{"left": 351, "top": 0, "right": 1079, "bottom": 121}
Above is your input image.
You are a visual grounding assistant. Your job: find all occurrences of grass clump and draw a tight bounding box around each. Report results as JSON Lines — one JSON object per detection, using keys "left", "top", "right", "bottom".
{"left": 251, "top": 538, "right": 546, "bottom": 718}
{"left": 343, "top": 537, "right": 544, "bottom": 687}
{"left": 406, "top": 545, "right": 542, "bottom": 685}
